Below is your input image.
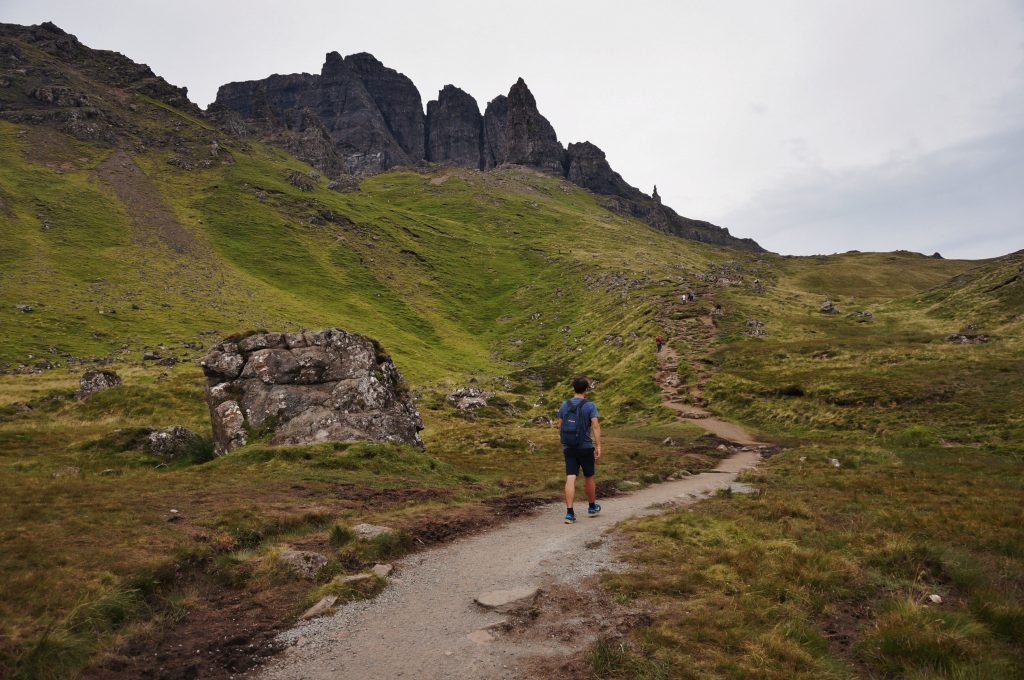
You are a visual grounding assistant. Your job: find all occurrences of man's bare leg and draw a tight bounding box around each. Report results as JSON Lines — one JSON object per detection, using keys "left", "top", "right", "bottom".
{"left": 564, "top": 474, "right": 577, "bottom": 508}
{"left": 584, "top": 475, "right": 597, "bottom": 505}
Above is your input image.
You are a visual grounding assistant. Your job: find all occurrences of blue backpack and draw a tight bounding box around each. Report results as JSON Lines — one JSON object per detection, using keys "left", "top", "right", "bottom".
{"left": 560, "top": 398, "right": 590, "bottom": 447}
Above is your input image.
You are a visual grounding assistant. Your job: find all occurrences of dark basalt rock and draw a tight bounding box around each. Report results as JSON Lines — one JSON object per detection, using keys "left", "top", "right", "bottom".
{"left": 199, "top": 329, "right": 423, "bottom": 455}
{"left": 425, "top": 85, "right": 483, "bottom": 168}
{"left": 344, "top": 52, "right": 425, "bottom": 161}
{"left": 566, "top": 142, "right": 643, "bottom": 199}
{"left": 497, "top": 78, "right": 565, "bottom": 173}
{"left": 212, "top": 52, "right": 424, "bottom": 176}
{"left": 482, "top": 94, "right": 509, "bottom": 169}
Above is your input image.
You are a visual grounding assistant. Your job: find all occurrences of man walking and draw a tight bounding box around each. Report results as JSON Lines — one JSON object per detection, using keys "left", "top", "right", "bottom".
{"left": 557, "top": 376, "right": 602, "bottom": 523}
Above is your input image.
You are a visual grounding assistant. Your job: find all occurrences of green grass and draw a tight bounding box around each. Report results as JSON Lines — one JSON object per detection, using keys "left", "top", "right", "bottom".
{"left": 597, "top": 252, "right": 1024, "bottom": 679}
{"left": 1, "top": 35, "right": 1022, "bottom": 678}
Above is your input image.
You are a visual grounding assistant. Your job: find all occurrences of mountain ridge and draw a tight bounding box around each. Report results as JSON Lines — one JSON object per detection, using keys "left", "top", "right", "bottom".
{"left": 207, "top": 51, "right": 764, "bottom": 251}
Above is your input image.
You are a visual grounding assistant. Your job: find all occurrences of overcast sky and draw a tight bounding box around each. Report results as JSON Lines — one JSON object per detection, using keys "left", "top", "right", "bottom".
{"left": 4, "top": 0, "right": 1022, "bottom": 259}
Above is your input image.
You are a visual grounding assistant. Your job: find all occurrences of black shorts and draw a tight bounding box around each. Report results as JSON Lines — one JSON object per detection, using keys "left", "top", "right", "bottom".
{"left": 564, "top": 446, "right": 596, "bottom": 477}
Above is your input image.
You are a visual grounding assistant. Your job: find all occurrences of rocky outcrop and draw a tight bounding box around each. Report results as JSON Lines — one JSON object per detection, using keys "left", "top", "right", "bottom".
{"left": 146, "top": 426, "right": 203, "bottom": 459}
{"left": 502, "top": 79, "right": 565, "bottom": 173}
{"left": 425, "top": 85, "right": 483, "bottom": 168}
{"left": 566, "top": 142, "right": 643, "bottom": 199}
{"left": 211, "top": 48, "right": 761, "bottom": 249}
{"left": 482, "top": 79, "right": 565, "bottom": 172}
{"left": 76, "top": 370, "right": 122, "bottom": 399}
{"left": 345, "top": 53, "right": 425, "bottom": 161}
{"left": 199, "top": 329, "right": 423, "bottom": 454}
{"left": 482, "top": 95, "right": 509, "bottom": 169}
{"left": 211, "top": 52, "right": 423, "bottom": 176}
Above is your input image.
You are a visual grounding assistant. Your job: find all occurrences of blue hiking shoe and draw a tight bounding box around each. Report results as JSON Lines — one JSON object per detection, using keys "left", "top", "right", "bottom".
{"left": 588, "top": 503, "right": 601, "bottom": 517}
{"left": 564, "top": 510, "right": 577, "bottom": 524}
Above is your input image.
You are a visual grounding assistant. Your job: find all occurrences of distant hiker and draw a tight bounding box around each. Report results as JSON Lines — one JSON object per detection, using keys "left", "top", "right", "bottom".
{"left": 557, "top": 376, "right": 602, "bottom": 523}
{"left": 655, "top": 335, "right": 663, "bottom": 352}
{"left": 688, "top": 290, "right": 696, "bottom": 302}
{"left": 680, "top": 294, "right": 687, "bottom": 305}
{"left": 713, "top": 303, "right": 723, "bottom": 315}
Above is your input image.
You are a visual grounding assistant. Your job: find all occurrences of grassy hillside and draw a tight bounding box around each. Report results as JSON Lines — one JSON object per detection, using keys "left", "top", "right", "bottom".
{"left": 595, "top": 253, "right": 1024, "bottom": 679}
{"left": 1, "top": 22, "right": 1021, "bottom": 680}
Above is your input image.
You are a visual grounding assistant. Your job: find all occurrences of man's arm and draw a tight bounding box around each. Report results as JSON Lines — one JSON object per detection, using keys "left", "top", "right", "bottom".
{"left": 591, "top": 418, "right": 602, "bottom": 459}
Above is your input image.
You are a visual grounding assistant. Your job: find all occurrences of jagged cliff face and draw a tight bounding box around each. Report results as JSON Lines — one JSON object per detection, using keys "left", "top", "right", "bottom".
{"left": 425, "top": 85, "right": 483, "bottom": 168}
{"left": 212, "top": 55, "right": 762, "bottom": 250}
{"left": 502, "top": 78, "right": 564, "bottom": 174}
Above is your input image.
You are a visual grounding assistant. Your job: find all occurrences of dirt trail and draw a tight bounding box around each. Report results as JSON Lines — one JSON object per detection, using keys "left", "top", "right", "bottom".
{"left": 258, "top": 452, "right": 760, "bottom": 680}
{"left": 257, "top": 293, "right": 767, "bottom": 679}
{"left": 656, "top": 301, "right": 766, "bottom": 446}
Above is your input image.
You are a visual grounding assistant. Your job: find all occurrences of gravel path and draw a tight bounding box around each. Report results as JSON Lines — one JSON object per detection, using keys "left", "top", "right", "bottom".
{"left": 259, "top": 295, "right": 766, "bottom": 679}
{"left": 257, "top": 449, "right": 760, "bottom": 680}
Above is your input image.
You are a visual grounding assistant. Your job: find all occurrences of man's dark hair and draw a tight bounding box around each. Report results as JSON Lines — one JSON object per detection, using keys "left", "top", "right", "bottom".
{"left": 572, "top": 376, "right": 590, "bottom": 394}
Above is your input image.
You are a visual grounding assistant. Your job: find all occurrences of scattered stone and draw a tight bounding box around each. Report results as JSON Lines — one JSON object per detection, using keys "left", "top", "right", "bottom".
{"left": 75, "top": 370, "right": 122, "bottom": 399}
{"left": 278, "top": 550, "right": 328, "bottom": 579}
{"left": 286, "top": 170, "right": 317, "bottom": 191}
{"left": 352, "top": 523, "right": 392, "bottom": 539}
{"left": 156, "top": 357, "right": 178, "bottom": 367}
{"left": 829, "top": 458, "right": 841, "bottom": 468}
{"left": 662, "top": 437, "right": 676, "bottom": 446}
{"left": 618, "top": 480, "right": 642, "bottom": 491}
{"left": 946, "top": 333, "right": 990, "bottom": 345}
{"left": 146, "top": 426, "right": 202, "bottom": 459}
{"left": 142, "top": 351, "right": 160, "bottom": 360}
{"left": 199, "top": 328, "right": 423, "bottom": 454}
{"left": 744, "top": 319, "right": 766, "bottom": 336}
{"left": 371, "top": 563, "right": 393, "bottom": 578}
{"left": 326, "top": 176, "right": 360, "bottom": 193}
{"left": 52, "top": 465, "right": 80, "bottom": 478}
{"left": 14, "top": 303, "right": 32, "bottom": 313}
{"left": 820, "top": 300, "right": 837, "bottom": 314}
{"left": 467, "top": 629, "right": 495, "bottom": 644}
{"left": 602, "top": 334, "right": 623, "bottom": 347}
{"left": 300, "top": 594, "right": 339, "bottom": 620}
{"left": 528, "top": 415, "right": 552, "bottom": 426}
{"left": 447, "top": 386, "right": 494, "bottom": 410}
{"left": 928, "top": 593, "right": 943, "bottom": 605}
{"left": 846, "top": 310, "right": 873, "bottom": 322}
{"left": 342, "top": 573, "right": 373, "bottom": 584}
{"left": 474, "top": 586, "right": 539, "bottom": 612}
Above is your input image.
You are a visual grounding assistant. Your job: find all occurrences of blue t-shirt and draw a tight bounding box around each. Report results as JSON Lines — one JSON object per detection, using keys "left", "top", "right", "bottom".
{"left": 557, "top": 397, "right": 599, "bottom": 448}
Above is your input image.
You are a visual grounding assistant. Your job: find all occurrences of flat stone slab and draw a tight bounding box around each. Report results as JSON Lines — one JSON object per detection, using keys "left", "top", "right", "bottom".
{"left": 342, "top": 574, "right": 373, "bottom": 584}
{"left": 372, "top": 563, "right": 393, "bottom": 578}
{"left": 474, "top": 586, "right": 539, "bottom": 612}
{"left": 353, "top": 523, "right": 392, "bottom": 539}
{"left": 300, "top": 595, "right": 338, "bottom": 620}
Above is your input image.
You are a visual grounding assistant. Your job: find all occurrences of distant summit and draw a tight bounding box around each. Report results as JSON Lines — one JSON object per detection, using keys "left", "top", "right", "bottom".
{"left": 210, "top": 53, "right": 762, "bottom": 251}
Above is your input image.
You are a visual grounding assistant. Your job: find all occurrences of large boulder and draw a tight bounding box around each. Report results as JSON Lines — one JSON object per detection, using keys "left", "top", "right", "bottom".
{"left": 199, "top": 329, "right": 423, "bottom": 454}
{"left": 146, "top": 426, "right": 203, "bottom": 459}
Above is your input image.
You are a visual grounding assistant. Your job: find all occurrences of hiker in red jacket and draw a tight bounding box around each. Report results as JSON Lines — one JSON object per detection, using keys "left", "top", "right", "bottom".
{"left": 655, "top": 335, "right": 663, "bottom": 353}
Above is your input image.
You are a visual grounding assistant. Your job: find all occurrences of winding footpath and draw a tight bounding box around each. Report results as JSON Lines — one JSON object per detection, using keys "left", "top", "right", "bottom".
{"left": 257, "top": 296, "right": 768, "bottom": 679}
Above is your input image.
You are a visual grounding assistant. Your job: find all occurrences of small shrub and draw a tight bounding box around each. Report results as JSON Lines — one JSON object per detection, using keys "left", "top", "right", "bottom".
{"left": 890, "top": 425, "right": 939, "bottom": 448}
{"left": 329, "top": 524, "right": 356, "bottom": 547}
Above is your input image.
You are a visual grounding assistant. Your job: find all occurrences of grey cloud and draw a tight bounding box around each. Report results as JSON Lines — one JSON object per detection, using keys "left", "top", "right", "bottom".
{"left": 723, "top": 126, "right": 1024, "bottom": 259}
